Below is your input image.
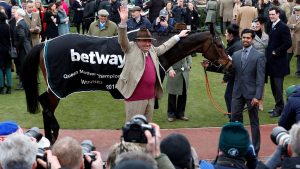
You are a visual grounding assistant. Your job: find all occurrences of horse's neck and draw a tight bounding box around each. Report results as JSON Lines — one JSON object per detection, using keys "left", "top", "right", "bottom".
{"left": 160, "top": 32, "right": 210, "bottom": 69}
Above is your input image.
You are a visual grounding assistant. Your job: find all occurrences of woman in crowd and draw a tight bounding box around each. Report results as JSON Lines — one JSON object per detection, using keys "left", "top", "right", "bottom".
{"left": 185, "top": 2, "right": 199, "bottom": 30}
{"left": 0, "top": 9, "right": 13, "bottom": 94}
{"left": 72, "top": 0, "right": 84, "bottom": 34}
{"left": 56, "top": 1, "right": 69, "bottom": 36}
{"left": 250, "top": 17, "right": 269, "bottom": 111}
{"left": 34, "top": 0, "right": 46, "bottom": 42}
{"left": 44, "top": 3, "right": 59, "bottom": 39}
{"left": 205, "top": 0, "right": 218, "bottom": 26}
{"left": 165, "top": 1, "right": 174, "bottom": 18}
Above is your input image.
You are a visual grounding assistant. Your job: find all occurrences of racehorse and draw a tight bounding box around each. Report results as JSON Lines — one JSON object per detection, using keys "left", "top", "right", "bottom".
{"left": 22, "top": 25, "right": 231, "bottom": 143}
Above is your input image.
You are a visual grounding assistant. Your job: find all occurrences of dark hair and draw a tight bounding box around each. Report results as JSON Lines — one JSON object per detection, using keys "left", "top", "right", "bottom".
{"left": 252, "top": 16, "right": 265, "bottom": 24}
{"left": 48, "top": 3, "right": 56, "bottom": 11}
{"left": 269, "top": 6, "right": 280, "bottom": 14}
{"left": 241, "top": 28, "right": 255, "bottom": 39}
{"left": 226, "top": 24, "right": 240, "bottom": 37}
{"left": 56, "top": 1, "right": 62, "bottom": 7}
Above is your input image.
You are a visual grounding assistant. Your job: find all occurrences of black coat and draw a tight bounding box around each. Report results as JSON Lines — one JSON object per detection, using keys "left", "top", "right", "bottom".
{"left": 143, "top": 0, "right": 165, "bottom": 23}
{"left": 109, "top": 0, "right": 121, "bottom": 24}
{"left": 278, "top": 87, "right": 300, "bottom": 130}
{"left": 184, "top": 9, "right": 199, "bottom": 30}
{"left": 72, "top": 0, "right": 84, "bottom": 23}
{"left": 266, "top": 20, "right": 292, "bottom": 77}
{"left": 0, "top": 21, "right": 12, "bottom": 68}
{"left": 44, "top": 11, "right": 59, "bottom": 39}
{"left": 14, "top": 19, "right": 31, "bottom": 63}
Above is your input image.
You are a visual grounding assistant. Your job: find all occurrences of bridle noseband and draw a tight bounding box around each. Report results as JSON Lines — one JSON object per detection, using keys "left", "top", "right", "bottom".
{"left": 203, "top": 35, "right": 230, "bottom": 67}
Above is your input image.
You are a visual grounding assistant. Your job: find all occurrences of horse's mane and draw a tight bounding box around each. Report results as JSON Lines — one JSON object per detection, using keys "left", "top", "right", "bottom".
{"left": 158, "top": 30, "right": 212, "bottom": 70}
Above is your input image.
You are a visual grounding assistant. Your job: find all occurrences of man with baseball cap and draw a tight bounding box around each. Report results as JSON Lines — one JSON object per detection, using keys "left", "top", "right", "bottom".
{"left": 127, "top": 6, "right": 152, "bottom": 31}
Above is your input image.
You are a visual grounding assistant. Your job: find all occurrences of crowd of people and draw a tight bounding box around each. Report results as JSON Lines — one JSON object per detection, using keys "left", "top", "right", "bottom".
{"left": 0, "top": 118, "right": 300, "bottom": 169}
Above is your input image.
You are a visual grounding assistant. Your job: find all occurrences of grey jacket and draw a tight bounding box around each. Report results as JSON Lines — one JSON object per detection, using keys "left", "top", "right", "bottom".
{"left": 232, "top": 47, "right": 265, "bottom": 100}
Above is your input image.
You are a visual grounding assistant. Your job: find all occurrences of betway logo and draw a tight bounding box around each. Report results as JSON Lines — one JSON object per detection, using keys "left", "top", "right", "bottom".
{"left": 70, "top": 49, "right": 125, "bottom": 68}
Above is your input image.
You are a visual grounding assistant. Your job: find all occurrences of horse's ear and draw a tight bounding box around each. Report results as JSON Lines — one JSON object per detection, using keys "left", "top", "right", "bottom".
{"left": 209, "top": 23, "right": 215, "bottom": 36}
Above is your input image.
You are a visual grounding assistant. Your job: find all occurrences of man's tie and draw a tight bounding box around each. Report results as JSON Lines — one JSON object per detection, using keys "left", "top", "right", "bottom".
{"left": 241, "top": 49, "right": 248, "bottom": 67}
{"left": 272, "top": 24, "right": 275, "bottom": 31}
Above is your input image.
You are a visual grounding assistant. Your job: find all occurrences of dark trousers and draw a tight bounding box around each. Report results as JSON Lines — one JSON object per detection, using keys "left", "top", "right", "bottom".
{"left": 231, "top": 96, "right": 260, "bottom": 154}
{"left": 224, "top": 81, "right": 234, "bottom": 113}
{"left": 222, "top": 21, "right": 231, "bottom": 35}
{"left": 270, "top": 76, "right": 284, "bottom": 114}
{"left": 167, "top": 81, "right": 187, "bottom": 118}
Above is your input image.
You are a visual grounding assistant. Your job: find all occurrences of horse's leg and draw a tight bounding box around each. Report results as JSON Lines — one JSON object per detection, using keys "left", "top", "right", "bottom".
{"left": 38, "top": 91, "right": 60, "bottom": 144}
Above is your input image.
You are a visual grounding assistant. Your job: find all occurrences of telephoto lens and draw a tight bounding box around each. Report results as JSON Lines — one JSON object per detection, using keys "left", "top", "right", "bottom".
{"left": 270, "top": 126, "right": 290, "bottom": 150}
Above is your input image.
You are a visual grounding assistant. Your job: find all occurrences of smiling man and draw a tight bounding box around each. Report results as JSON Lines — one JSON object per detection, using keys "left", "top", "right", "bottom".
{"left": 87, "top": 9, "right": 118, "bottom": 37}
{"left": 116, "top": 5, "right": 189, "bottom": 122}
{"left": 230, "top": 29, "right": 265, "bottom": 155}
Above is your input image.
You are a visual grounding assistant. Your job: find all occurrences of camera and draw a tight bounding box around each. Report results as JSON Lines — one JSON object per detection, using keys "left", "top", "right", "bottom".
{"left": 24, "top": 127, "right": 43, "bottom": 142}
{"left": 160, "top": 16, "right": 166, "bottom": 22}
{"left": 270, "top": 126, "right": 291, "bottom": 155}
{"left": 122, "top": 115, "right": 155, "bottom": 143}
{"left": 82, "top": 140, "right": 96, "bottom": 169}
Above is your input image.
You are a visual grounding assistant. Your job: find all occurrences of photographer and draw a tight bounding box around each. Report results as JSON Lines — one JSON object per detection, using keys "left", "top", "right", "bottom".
{"left": 278, "top": 85, "right": 300, "bottom": 130}
{"left": 0, "top": 134, "right": 38, "bottom": 169}
{"left": 37, "top": 136, "right": 103, "bottom": 169}
{"left": 153, "top": 9, "right": 175, "bottom": 33}
{"left": 120, "top": 115, "right": 175, "bottom": 169}
{"left": 257, "top": 122, "right": 300, "bottom": 169}
{"left": 200, "top": 122, "right": 257, "bottom": 169}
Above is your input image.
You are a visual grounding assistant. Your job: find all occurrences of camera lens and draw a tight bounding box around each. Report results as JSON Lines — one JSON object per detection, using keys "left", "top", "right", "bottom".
{"left": 270, "top": 126, "right": 290, "bottom": 146}
{"left": 81, "top": 140, "right": 95, "bottom": 154}
{"left": 24, "top": 127, "right": 43, "bottom": 142}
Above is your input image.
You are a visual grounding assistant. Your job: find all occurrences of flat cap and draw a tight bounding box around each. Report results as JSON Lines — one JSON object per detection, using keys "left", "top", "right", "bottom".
{"left": 131, "top": 6, "right": 141, "bottom": 12}
{"left": 294, "top": 5, "right": 300, "bottom": 11}
{"left": 98, "top": 9, "right": 109, "bottom": 16}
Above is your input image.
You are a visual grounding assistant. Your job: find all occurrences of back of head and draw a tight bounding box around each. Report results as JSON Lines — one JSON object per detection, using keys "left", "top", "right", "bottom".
{"left": 106, "top": 142, "right": 145, "bottom": 169}
{"left": 286, "top": 85, "right": 300, "bottom": 98}
{"left": 115, "top": 151, "right": 157, "bottom": 169}
{"left": 0, "top": 134, "right": 38, "bottom": 169}
{"left": 115, "top": 159, "right": 155, "bottom": 169}
{"left": 227, "top": 24, "right": 240, "bottom": 37}
{"left": 160, "top": 133, "right": 193, "bottom": 169}
{"left": 290, "top": 122, "right": 300, "bottom": 157}
{"left": 219, "top": 122, "right": 250, "bottom": 157}
{"left": 52, "top": 136, "right": 83, "bottom": 169}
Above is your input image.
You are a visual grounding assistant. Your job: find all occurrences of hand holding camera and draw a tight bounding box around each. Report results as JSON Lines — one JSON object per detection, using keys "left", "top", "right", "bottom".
{"left": 84, "top": 151, "right": 104, "bottom": 169}
{"left": 145, "top": 123, "right": 161, "bottom": 158}
{"left": 122, "top": 115, "right": 155, "bottom": 143}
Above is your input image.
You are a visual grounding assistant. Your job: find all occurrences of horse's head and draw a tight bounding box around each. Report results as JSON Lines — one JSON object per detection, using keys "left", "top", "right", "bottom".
{"left": 200, "top": 24, "right": 232, "bottom": 69}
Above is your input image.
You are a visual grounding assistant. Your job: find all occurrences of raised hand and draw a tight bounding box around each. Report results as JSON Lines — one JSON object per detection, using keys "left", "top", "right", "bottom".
{"left": 118, "top": 5, "right": 128, "bottom": 24}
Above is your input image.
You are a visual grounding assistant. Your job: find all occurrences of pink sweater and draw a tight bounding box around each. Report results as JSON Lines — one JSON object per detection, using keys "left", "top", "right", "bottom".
{"left": 126, "top": 55, "right": 156, "bottom": 101}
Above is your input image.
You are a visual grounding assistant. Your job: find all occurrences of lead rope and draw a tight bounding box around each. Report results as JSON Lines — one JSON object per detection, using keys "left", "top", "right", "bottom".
{"left": 203, "top": 68, "right": 231, "bottom": 115}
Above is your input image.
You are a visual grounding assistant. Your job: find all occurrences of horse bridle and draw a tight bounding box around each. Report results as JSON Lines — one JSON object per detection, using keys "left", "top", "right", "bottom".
{"left": 203, "top": 35, "right": 231, "bottom": 68}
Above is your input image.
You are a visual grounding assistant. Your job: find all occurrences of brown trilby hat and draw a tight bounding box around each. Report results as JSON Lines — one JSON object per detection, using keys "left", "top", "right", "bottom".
{"left": 135, "top": 28, "right": 156, "bottom": 40}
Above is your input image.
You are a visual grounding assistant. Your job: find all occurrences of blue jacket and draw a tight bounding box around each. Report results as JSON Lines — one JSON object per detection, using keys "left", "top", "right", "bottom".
{"left": 278, "top": 87, "right": 300, "bottom": 130}
{"left": 152, "top": 18, "right": 175, "bottom": 33}
{"left": 127, "top": 16, "right": 152, "bottom": 31}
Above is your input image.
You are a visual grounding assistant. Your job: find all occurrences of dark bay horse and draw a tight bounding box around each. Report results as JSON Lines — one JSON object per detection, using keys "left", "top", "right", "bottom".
{"left": 22, "top": 25, "right": 231, "bottom": 143}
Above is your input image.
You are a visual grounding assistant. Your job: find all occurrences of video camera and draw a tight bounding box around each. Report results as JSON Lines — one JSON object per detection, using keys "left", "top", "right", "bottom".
{"left": 122, "top": 115, "right": 155, "bottom": 143}
{"left": 81, "top": 140, "right": 96, "bottom": 169}
{"left": 270, "top": 126, "right": 291, "bottom": 156}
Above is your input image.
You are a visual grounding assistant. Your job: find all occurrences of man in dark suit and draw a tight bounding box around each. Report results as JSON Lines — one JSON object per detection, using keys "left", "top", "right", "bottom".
{"left": 14, "top": 8, "right": 32, "bottom": 89}
{"left": 266, "top": 6, "right": 292, "bottom": 117}
{"left": 230, "top": 29, "right": 265, "bottom": 155}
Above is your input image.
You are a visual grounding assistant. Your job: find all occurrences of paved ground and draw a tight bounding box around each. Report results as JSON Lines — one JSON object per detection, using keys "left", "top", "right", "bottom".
{"left": 50, "top": 124, "right": 277, "bottom": 161}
